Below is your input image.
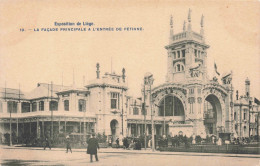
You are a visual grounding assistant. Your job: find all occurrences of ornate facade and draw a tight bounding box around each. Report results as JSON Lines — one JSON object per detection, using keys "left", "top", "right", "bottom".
{"left": 0, "top": 11, "right": 259, "bottom": 144}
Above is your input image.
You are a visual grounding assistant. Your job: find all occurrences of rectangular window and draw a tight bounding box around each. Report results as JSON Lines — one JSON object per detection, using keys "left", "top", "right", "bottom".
{"left": 133, "top": 107, "right": 139, "bottom": 115}
{"left": 111, "top": 92, "right": 120, "bottom": 109}
{"left": 22, "top": 102, "right": 30, "bottom": 113}
{"left": 32, "top": 102, "right": 37, "bottom": 112}
{"left": 189, "top": 88, "right": 194, "bottom": 94}
{"left": 39, "top": 101, "right": 44, "bottom": 111}
{"left": 173, "top": 52, "right": 176, "bottom": 59}
{"left": 182, "top": 50, "right": 185, "bottom": 58}
{"left": 49, "top": 101, "right": 58, "bottom": 111}
{"left": 64, "top": 100, "right": 69, "bottom": 111}
{"left": 177, "top": 51, "right": 180, "bottom": 58}
{"left": 78, "top": 99, "right": 86, "bottom": 112}
{"left": 0, "top": 102, "right": 2, "bottom": 112}
{"left": 8, "top": 101, "right": 18, "bottom": 113}
{"left": 244, "top": 112, "right": 246, "bottom": 120}
{"left": 194, "top": 49, "right": 197, "bottom": 57}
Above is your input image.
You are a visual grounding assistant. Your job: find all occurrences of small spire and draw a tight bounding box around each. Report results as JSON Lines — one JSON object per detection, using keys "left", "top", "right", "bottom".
{"left": 96, "top": 63, "right": 100, "bottom": 79}
{"left": 169, "top": 15, "right": 174, "bottom": 43}
{"left": 188, "top": 8, "right": 191, "bottom": 22}
{"left": 170, "top": 15, "right": 173, "bottom": 29}
{"left": 187, "top": 9, "right": 192, "bottom": 31}
{"left": 200, "top": 14, "right": 204, "bottom": 27}
{"left": 122, "top": 68, "right": 126, "bottom": 82}
{"left": 183, "top": 21, "right": 186, "bottom": 31}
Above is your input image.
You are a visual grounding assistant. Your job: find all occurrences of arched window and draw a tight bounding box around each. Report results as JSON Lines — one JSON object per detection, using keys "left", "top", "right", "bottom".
{"left": 159, "top": 96, "right": 184, "bottom": 117}
{"left": 173, "top": 62, "right": 185, "bottom": 73}
{"left": 64, "top": 100, "right": 69, "bottom": 111}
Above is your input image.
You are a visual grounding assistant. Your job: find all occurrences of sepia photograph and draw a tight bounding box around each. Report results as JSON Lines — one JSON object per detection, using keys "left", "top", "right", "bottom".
{"left": 0, "top": 1, "right": 259, "bottom": 165}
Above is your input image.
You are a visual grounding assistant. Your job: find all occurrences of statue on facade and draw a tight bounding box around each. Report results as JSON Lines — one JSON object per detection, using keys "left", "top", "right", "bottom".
{"left": 221, "top": 72, "right": 232, "bottom": 84}
{"left": 189, "top": 63, "right": 201, "bottom": 77}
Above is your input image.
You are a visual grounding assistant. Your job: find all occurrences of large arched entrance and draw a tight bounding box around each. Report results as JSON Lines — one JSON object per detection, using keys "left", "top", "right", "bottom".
{"left": 204, "top": 94, "right": 222, "bottom": 136}
{"left": 159, "top": 95, "right": 185, "bottom": 117}
{"left": 110, "top": 120, "right": 119, "bottom": 142}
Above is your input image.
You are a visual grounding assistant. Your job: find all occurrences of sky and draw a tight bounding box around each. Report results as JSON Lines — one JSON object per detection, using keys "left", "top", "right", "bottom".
{"left": 0, "top": 0, "right": 259, "bottom": 99}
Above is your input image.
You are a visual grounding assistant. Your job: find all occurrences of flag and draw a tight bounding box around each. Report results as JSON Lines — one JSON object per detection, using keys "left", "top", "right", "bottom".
{"left": 214, "top": 62, "right": 220, "bottom": 76}
{"left": 254, "top": 98, "right": 260, "bottom": 105}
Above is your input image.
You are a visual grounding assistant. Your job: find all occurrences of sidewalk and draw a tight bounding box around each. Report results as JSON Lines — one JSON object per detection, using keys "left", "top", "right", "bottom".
{"left": 1, "top": 145, "right": 259, "bottom": 158}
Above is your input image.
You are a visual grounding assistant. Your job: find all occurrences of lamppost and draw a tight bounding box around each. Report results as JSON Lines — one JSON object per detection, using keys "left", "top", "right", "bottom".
{"left": 144, "top": 73, "right": 154, "bottom": 151}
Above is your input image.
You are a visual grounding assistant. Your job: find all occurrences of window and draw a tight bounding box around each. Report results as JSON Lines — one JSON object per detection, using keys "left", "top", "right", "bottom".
{"left": 194, "top": 49, "right": 197, "bottom": 57}
{"left": 133, "top": 107, "right": 139, "bottom": 115}
{"left": 8, "top": 101, "right": 17, "bottom": 113}
{"left": 174, "top": 63, "right": 185, "bottom": 73}
{"left": 39, "top": 101, "right": 44, "bottom": 111}
{"left": 182, "top": 50, "right": 185, "bottom": 58}
{"left": 78, "top": 99, "right": 86, "bottom": 112}
{"left": 189, "top": 89, "right": 194, "bottom": 94}
{"left": 234, "top": 112, "right": 237, "bottom": 121}
{"left": 49, "top": 101, "right": 58, "bottom": 111}
{"left": 32, "top": 102, "right": 37, "bottom": 112}
{"left": 64, "top": 100, "right": 69, "bottom": 111}
{"left": 198, "top": 50, "right": 201, "bottom": 58}
{"left": 244, "top": 112, "right": 246, "bottom": 120}
{"left": 111, "top": 92, "right": 120, "bottom": 109}
{"left": 0, "top": 101, "right": 2, "bottom": 112}
{"left": 177, "top": 64, "right": 180, "bottom": 71}
{"left": 22, "top": 102, "right": 30, "bottom": 113}
{"left": 197, "top": 89, "right": 201, "bottom": 94}
{"left": 177, "top": 51, "right": 180, "bottom": 58}
{"left": 173, "top": 52, "right": 176, "bottom": 59}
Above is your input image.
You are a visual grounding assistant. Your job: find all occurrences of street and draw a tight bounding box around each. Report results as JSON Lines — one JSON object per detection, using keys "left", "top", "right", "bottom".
{"left": 0, "top": 146, "right": 259, "bottom": 166}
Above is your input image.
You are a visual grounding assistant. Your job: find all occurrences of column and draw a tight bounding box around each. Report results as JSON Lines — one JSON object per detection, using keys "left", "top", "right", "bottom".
{"left": 42, "top": 121, "right": 45, "bottom": 137}
{"left": 58, "top": 95, "right": 63, "bottom": 111}
{"left": 79, "top": 121, "right": 82, "bottom": 134}
{"left": 58, "top": 120, "right": 60, "bottom": 134}
{"left": 65, "top": 120, "right": 67, "bottom": 134}
{"left": 37, "top": 119, "right": 39, "bottom": 138}
{"left": 17, "top": 102, "right": 21, "bottom": 113}
{"left": 16, "top": 119, "right": 19, "bottom": 143}
{"left": 44, "top": 100, "right": 49, "bottom": 112}
{"left": 29, "top": 122, "right": 31, "bottom": 135}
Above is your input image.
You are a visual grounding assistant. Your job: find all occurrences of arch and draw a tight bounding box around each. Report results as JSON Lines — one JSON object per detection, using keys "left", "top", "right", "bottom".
{"left": 204, "top": 94, "right": 222, "bottom": 135}
{"left": 110, "top": 119, "right": 119, "bottom": 142}
{"left": 173, "top": 62, "right": 185, "bottom": 73}
{"left": 158, "top": 95, "right": 185, "bottom": 117}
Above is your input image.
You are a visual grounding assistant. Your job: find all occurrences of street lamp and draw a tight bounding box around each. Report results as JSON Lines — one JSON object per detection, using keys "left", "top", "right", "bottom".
{"left": 144, "top": 72, "right": 154, "bottom": 151}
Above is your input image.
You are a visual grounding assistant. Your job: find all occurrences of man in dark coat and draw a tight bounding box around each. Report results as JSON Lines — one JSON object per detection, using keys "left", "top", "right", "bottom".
{"left": 87, "top": 134, "right": 99, "bottom": 162}
{"left": 43, "top": 137, "right": 51, "bottom": 150}
{"left": 66, "top": 136, "right": 72, "bottom": 153}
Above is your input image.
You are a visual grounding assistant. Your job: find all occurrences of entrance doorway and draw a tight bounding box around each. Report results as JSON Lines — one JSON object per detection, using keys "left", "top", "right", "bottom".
{"left": 204, "top": 94, "right": 222, "bottom": 136}
{"left": 110, "top": 120, "right": 119, "bottom": 142}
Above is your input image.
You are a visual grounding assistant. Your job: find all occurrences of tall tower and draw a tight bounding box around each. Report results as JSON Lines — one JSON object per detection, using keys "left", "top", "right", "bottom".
{"left": 245, "top": 77, "right": 250, "bottom": 97}
{"left": 165, "top": 10, "right": 210, "bottom": 83}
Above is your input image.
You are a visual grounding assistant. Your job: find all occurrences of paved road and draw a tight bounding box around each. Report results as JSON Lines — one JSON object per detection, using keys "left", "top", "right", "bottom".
{"left": 0, "top": 147, "right": 259, "bottom": 166}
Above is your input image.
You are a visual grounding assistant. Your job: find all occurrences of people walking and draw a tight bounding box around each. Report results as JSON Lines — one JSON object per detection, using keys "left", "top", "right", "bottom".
{"left": 116, "top": 138, "right": 119, "bottom": 148}
{"left": 66, "top": 135, "right": 72, "bottom": 153}
{"left": 87, "top": 134, "right": 99, "bottom": 162}
{"left": 43, "top": 137, "right": 51, "bottom": 150}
